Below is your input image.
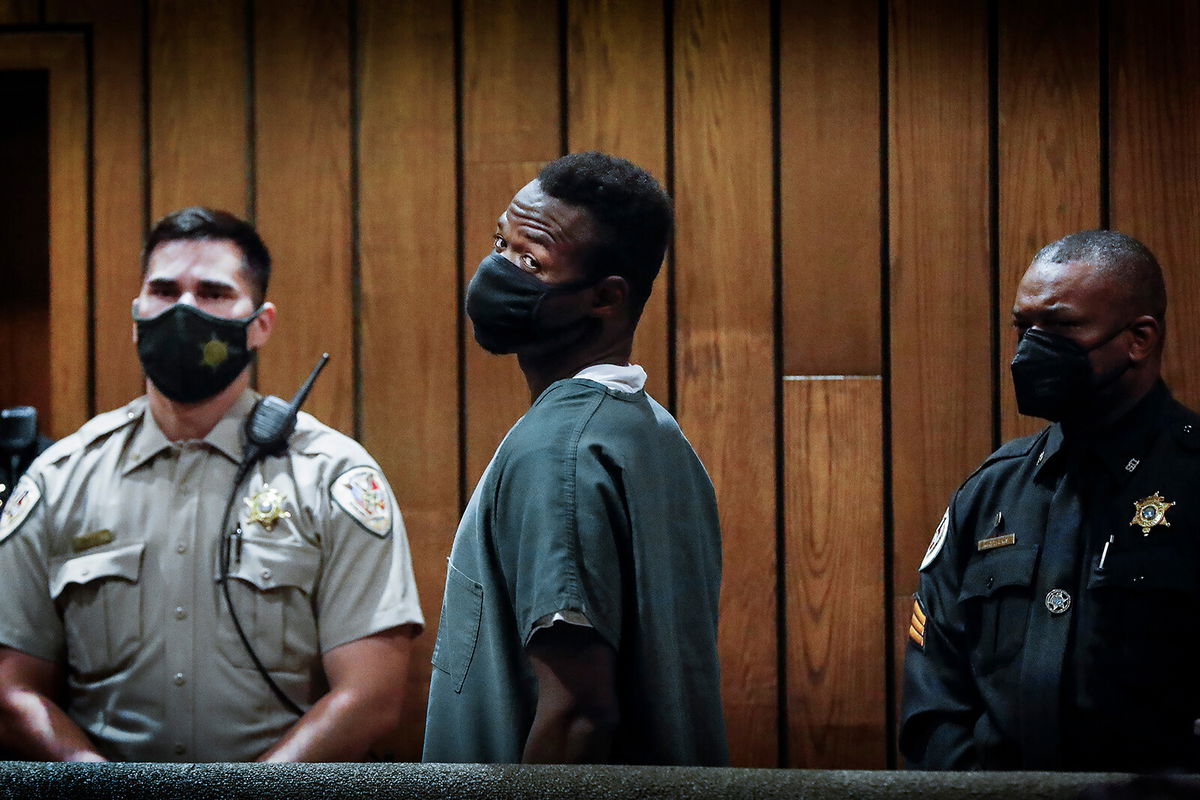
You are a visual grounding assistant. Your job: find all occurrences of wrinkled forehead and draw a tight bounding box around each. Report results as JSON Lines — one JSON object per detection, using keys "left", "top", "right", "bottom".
{"left": 1014, "top": 259, "right": 1118, "bottom": 311}
{"left": 500, "top": 180, "right": 597, "bottom": 245}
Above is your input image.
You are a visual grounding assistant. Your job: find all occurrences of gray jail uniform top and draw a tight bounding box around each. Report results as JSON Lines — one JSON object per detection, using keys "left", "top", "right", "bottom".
{"left": 0, "top": 390, "right": 423, "bottom": 761}
{"left": 423, "top": 376, "right": 728, "bottom": 765}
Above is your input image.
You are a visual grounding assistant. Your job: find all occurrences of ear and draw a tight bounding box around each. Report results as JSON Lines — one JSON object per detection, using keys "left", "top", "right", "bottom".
{"left": 1127, "top": 314, "right": 1162, "bottom": 363}
{"left": 248, "top": 302, "right": 277, "bottom": 350}
{"left": 590, "top": 276, "right": 629, "bottom": 318}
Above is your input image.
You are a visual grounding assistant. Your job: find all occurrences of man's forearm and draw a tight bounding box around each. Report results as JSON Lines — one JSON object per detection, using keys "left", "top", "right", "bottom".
{"left": 256, "top": 687, "right": 402, "bottom": 762}
{"left": 0, "top": 688, "right": 106, "bottom": 761}
{"left": 522, "top": 705, "right": 617, "bottom": 764}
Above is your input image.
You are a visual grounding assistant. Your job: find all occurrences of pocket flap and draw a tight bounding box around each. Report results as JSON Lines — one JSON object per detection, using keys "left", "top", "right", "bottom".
{"left": 958, "top": 544, "right": 1040, "bottom": 602}
{"left": 1087, "top": 547, "right": 1194, "bottom": 593}
{"left": 50, "top": 542, "right": 145, "bottom": 599}
{"left": 227, "top": 538, "right": 319, "bottom": 593}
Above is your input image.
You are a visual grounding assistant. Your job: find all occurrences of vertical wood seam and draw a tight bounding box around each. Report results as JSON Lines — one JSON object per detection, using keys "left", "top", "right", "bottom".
{"left": 988, "top": 0, "right": 1000, "bottom": 452}
{"left": 1098, "top": 0, "right": 1111, "bottom": 229}
{"left": 348, "top": 0, "right": 362, "bottom": 441}
{"left": 83, "top": 20, "right": 95, "bottom": 417}
{"left": 663, "top": 0, "right": 677, "bottom": 416}
{"left": 245, "top": 0, "right": 257, "bottom": 222}
{"left": 453, "top": 0, "right": 467, "bottom": 512}
{"left": 877, "top": 0, "right": 897, "bottom": 769}
{"left": 769, "top": 0, "right": 786, "bottom": 767}
{"left": 138, "top": 0, "right": 148, "bottom": 230}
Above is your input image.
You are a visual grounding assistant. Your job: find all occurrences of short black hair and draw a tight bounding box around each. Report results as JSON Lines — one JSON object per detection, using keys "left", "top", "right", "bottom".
{"left": 142, "top": 207, "right": 272, "bottom": 302}
{"left": 537, "top": 152, "right": 672, "bottom": 315}
{"left": 1033, "top": 229, "right": 1167, "bottom": 322}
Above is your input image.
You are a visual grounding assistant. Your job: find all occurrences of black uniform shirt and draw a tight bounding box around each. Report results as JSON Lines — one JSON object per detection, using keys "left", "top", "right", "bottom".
{"left": 902, "top": 381, "right": 1200, "bottom": 771}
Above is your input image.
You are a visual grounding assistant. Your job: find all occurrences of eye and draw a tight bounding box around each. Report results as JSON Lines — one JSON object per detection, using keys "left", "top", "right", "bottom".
{"left": 520, "top": 253, "right": 539, "bottom": 270}
{"left": 493, "top": 234, "right": 506, "bottom": 252}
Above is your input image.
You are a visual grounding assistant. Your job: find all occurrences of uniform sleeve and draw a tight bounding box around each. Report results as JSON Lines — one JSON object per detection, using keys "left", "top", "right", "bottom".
{"left": 0, "top": 474, "right": 65, "bottom": 662}
{"left": 899, "top": 494, "right": 984, "bottom": 770}
{"left": 497, "top": 437, "right": 625, "bottom": 652}
{"left": 315, "top": 460, "right": 424, "bottom": 653}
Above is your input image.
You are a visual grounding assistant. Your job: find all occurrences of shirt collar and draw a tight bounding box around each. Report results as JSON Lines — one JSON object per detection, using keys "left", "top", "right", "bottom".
{"left": 1033, "top": 381, "right": 1170, "bottom": 481}
{"left": 122, "top": 389, "right": 257, "bottom": 474}
{"left": 572, "top": 363, "right": 647, "bottom": 394}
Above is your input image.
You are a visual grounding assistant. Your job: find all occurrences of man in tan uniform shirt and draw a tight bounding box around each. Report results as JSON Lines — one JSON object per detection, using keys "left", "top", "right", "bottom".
{"left": 0, "top": 207, "right": 423, "bottom": 761}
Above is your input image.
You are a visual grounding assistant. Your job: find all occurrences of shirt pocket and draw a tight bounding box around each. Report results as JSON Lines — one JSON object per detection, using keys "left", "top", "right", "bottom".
{"left": 431, "top": 561, "right": 483, "bottom": 693}
{"left": 1086, "top": 544, "right": 1198, "bottom": 653}
{"left": 50, "top": 542, "right": 145, "bottom": 677}
{"left": 220, "top": 538, "right": 320, "bottom": 674}
{"left": 958, "top": 544, "right": 1040, "bottom": 674}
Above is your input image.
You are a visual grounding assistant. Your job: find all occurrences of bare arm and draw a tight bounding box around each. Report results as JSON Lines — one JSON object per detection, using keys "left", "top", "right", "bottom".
{"left": 256, "top": 625, "right": 416, "bottom": 762}
{"left": 0, "top": 646, "right": 106, "bottom": 761}
{"left": 521, "top": 623, "right": 619, "bottom": 764}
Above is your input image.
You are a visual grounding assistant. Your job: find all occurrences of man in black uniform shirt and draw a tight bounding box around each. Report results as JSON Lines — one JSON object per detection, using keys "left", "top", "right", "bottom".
{"left": 901, "top": 230, "right": 1200, "bottom": 771}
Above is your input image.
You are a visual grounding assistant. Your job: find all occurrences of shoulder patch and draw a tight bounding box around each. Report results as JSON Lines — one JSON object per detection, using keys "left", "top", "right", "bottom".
{"left": 908, "top": 595, "right": 928, "bottom": 649}
{"left": 330, "top": 466, "right": 392, "bottom": 537}
{"left": 0, "top": 476, "right": 41, "bottom": 544}
{"left": 919, "top": 507, "right": 950, "bottom": 571}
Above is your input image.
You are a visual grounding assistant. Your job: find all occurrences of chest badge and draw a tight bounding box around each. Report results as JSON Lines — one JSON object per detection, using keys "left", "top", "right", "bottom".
{"left": 244, "top": 484, "right": 291, "bottom": 531}
{"left": 1130, "top": 491, "right": 1175, "bottom": 535}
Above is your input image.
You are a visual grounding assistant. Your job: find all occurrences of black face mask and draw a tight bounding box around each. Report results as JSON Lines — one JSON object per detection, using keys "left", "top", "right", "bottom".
{"left": 1010, "top": 326, "right": 1131, "bottom": 422}
{"left": 465, "top": 252, "right": 600, "bottom": 355}
{"left": 133, "top": 301, "right": 263, "bottom": 403}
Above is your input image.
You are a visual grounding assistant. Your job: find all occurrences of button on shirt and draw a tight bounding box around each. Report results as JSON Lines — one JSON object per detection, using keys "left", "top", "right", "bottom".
{"left": 0, "top": 391, "right": 424, "bottom": 761}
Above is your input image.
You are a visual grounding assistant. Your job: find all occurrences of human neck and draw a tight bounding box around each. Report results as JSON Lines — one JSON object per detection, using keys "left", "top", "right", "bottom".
{"left": 145, "top": 372, "right": 250, "bottom": 442}
{"left": 518, "top": 337, "right": 633, "bottom": 402}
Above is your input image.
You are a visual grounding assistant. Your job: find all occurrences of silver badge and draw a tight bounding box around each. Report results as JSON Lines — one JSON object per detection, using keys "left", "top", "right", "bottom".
{"left": 1045, "top": 588, "right": 1071, "bottom": 615}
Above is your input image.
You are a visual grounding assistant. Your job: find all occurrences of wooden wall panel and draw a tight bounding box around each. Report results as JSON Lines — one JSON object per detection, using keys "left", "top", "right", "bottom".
{"left": 997, "top": 0, "right": 1100, "bottom": 442}
{"left": 254, "top": 0, "right": 353, "bottom": 433}
{"left": 461, "top": 0, "right": 561, "bottom": 485}
{"left": 0, "top": 1, "right": 37, "bottom": 22}
{"left": 784, "top": 378, "right": 886, "bottom": 767}
{"left": 1110, "top": 0, "right": 1200, "bottom": 410}
{"left": 566, "top": 0, "right": 670, "bottom": 403}
{"left": 50, "top": 0, "right": 145, "bottom": 412}
{"left": 0, "top": 35, "right": 88, "bottom": 438}
{"left": 780, "top": 0, "right": 881, "bottom": 376}
{"left": 0, "top": 65, "right": 49, "bottom": 419}
{"left": 888, "top": 0, "right": 992, "bottom": 730}
{"left": 674, "top": 0, "right": 777, "bottom": 767}
{"left": 357, "top": 0, "right": 457, "bottom": 760}
{"left": 148, "top": 0, "right": 247, "bottom": 217}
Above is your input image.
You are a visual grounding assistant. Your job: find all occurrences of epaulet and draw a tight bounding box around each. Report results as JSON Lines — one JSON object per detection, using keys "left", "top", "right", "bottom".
{"left": 963, "top": 428, "right": 1048, "bottom": 482}
{"left": 36, "top": 400, "right": 144, "bottom": 467}
{"left": 1168, "top": 402, "right": 1200, "bottom": 452}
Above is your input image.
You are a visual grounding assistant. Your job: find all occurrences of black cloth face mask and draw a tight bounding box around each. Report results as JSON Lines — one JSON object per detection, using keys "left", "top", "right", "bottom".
{"left": 465, "top": 252, "right": 600, "bottom": 355}
{"left": 133, "top": 301, "right": 264, "bottom": 403}
{"left": 1010, "top": 326, "right": 1130, "bottom": 422}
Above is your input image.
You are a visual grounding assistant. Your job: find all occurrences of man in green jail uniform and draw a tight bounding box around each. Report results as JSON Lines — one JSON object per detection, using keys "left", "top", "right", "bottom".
{"left": 0, "top": 207, "right": 423, "bottom": 761}
{"left": 423, "top": 152, "right": 728, "bottom": 765}
{"left": 902, "top": 230, "right": 1200, "bottom": 771}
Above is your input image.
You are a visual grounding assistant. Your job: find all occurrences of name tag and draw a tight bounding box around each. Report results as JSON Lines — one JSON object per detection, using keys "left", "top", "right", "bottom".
{"left": 73, "top": 529, "right": 114, "bottom": 552}
{"left": 977, "top": 533, "right": 1016, "bottom": 551}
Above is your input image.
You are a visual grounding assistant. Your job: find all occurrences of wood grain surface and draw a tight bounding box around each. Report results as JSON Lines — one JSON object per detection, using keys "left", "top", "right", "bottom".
{"left": 0, "top": 35, "right": 89, "bottom": 437}
{"left": 566, "top": 0, "right": 671, "bottom": 404}
{"left": 0, "top": 0, "right": 37, "bottom": 22}
{"left": 460, "top": 0, "right": 561, "bottom": 486}
{"left": 784, "top": 377, "right": 886, "bottom": 767}
{"left": 997, "top": 0, "right": 1100, "bottom": 442}
{"left": 357, "top": 0, "right": 458, "bottom": 760}
{"left": 148, "top": 0, "right": 248, "bottom": 218}
{"left": 50, "top": 0, "right": 146, "bottom": 413}
{"left": 887, "top": 0, "right": 992, "bottom": 749}
{"left": 0, "top": 66, "right": 49, "bottom": 419}
{"left": 1109, "top": 0, "right": 1200, "bottom": 410}
{"left": 780, "top": 0, "right": 881, "bottom": 377}
{"left": 253, "top": 0, "right": 353, "bottom": 433}
{"left": 673, "top": 0, "right": 777, "bottom": 767}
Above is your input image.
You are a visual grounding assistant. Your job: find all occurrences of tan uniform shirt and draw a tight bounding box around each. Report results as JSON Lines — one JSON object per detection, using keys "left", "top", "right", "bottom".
{"left": 0, "top": 390, "right": 423, "bottom": 761}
